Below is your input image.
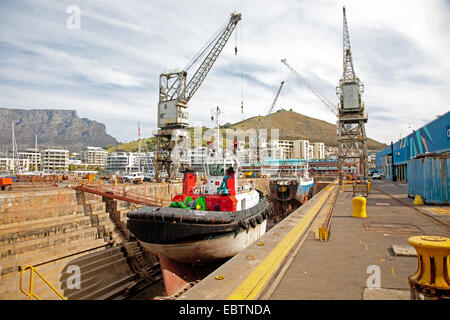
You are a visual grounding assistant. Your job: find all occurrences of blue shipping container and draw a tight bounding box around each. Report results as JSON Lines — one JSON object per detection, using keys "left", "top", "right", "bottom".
{"left": 407, "top": 156, "right": 449, "bottom": 204}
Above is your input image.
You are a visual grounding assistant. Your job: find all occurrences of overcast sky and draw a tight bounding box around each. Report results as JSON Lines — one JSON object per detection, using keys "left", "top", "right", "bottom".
{"left": 1, "top": 0, "right": 449, "bottom": 145}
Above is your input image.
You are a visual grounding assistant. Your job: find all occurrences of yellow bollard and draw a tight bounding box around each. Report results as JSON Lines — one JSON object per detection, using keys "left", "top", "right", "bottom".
{"left": 352, "top": 196, "right": 367, "bottom": 218}
{"left": 408, "top": 236, "right": 450, "bottom": 299}
{"left": 413, "top": 195, "right": 424, "bottom": 206}
{"left": 318, "top": 227, "right": 328, "bottom": 241}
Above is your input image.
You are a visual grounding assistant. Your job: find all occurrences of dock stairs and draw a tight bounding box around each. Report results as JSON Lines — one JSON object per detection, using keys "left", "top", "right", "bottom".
{"left": 0, "top": 188, "right": 161, "bottom": 300}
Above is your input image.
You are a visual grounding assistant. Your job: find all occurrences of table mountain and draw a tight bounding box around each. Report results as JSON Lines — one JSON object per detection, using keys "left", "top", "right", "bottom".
{"left": 0, "top": 108, "right": 118, "bottom": 152}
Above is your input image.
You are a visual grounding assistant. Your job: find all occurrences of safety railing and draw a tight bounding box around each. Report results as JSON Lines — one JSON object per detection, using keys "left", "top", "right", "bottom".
{"left": 20, "top": 265, "right": 66, "bottom": 300}
{"left": 352, "top": 181, "right": 369, "bottom": 198}
{"left": 74, "top": 184, "right": 172, "bottom": 207}
{"left": 341, "top": 180, "right": 354, "bottom": 192}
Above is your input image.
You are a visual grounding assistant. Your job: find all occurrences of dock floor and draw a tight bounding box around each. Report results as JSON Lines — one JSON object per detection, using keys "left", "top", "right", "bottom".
{"left": 268, "top": 180, "right": 449, "bottom": 300}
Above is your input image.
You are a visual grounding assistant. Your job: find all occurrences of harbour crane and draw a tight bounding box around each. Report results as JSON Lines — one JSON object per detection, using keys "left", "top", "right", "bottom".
{"left": 255, "top": 80, "right": 285, "bottom": 168}
{"left": 266, "top": 81, "right": 285, "bottom": 115}
{"left": 336, "top": 7, "right": 368, "bottom": 181}
{"left": 154, "top": 12, "right": 242, "bottom": 181}
{"left": 281, "top": 59, "right": 337, "bottom": 116}
{"left": 281, "top": 7, "right": 368, "bottom": 182}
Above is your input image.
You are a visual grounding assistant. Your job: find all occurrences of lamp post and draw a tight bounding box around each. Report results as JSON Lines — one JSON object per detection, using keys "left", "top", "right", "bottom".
{"left": 391, "top": 141, "right": 397, "bottom": 182}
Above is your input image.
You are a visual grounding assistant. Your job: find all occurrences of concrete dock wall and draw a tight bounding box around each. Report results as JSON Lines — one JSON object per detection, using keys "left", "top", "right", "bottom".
{"left": 0, "top": 178, "right": 269, "bottom": 299}
{"left": 0, "top": 188, "right": 116, "bottom": 299}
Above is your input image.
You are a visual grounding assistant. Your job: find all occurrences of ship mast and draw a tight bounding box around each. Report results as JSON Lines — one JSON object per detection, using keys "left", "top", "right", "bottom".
{"left": 211, "top": 106, "right": 223, "bottom": 154}
{"left": 138, "top": 122, "right": 141, "bottom": 172}
{"left": 12, "top": 122, "right": 15, "bottom": 175}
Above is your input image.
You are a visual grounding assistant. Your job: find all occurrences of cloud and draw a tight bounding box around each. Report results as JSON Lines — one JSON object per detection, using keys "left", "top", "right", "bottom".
{"left": 0, "top": 0, "right": 449, "bottom": 146}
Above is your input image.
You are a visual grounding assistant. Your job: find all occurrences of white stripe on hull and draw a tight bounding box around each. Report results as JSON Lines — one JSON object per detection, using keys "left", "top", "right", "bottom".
{"left": 140, "top": 219, "right": 267, "bottom": 265}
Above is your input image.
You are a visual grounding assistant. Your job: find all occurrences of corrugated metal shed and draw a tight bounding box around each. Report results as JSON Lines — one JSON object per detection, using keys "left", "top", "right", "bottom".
{"left": 407, "top": 153, "right": 449, "bottom": 204}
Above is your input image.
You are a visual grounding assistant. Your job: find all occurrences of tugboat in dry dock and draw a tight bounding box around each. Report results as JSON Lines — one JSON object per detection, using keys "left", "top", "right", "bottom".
{"left": 126, "top": 151, "right": 272, "bottom": 295}
{"left": 267, "top": 160, "right": 314, "bottom": 222}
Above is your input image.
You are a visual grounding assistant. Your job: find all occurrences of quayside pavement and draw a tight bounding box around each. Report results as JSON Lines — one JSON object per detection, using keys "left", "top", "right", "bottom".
{"left": 267, "top": 180, "right": 449, "bottom": 300}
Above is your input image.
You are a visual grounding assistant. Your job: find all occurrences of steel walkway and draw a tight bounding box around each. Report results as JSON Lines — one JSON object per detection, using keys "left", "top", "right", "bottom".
{"left": 73, "top": 184, "right": 172, "bottom": 207}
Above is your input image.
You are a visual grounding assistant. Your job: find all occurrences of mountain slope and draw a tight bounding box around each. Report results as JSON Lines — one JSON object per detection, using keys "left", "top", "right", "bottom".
{"left": 228, "top": 110, "right": 385, "bottom": 150}
{"left": 107, "top": 110, "right": 386, "bottom": 152}
{"left": 0, "top": 108, "right": 118, "bottom": 152}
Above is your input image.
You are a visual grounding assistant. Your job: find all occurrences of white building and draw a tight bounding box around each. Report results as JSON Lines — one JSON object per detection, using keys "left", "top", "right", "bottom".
{"left": 312, "top": 142, "right": 325, "bottom": 160}
{"left": 41, "top": 147, "right": 69, "bottom": 172}
{"left": 277, "top": 140, "right": 293, "bottom": 159}
{"left": 292, "top": 140, "right": 310, "bottom": 159}
{"left": 106, "top": 152, "right": 153, "bottom": 173}
{"left": 19, "top": 148, "right": 41, "bottom": 171}
{"left": 106, "top": 152, "right": 134, "bottom": 173}
{"left": 261, "top": 140, "right": 282, "bottom": 160}
{"left": 81, "top": 146, "right": 108, "bottom": 168}
{"left": 134, "top": 152, "right": 154, "bottom": 173}
{"left": 0, "top": 158, "right": 30, "bottom": 173}
{"left": 307, "top": 145, "right": 312, "bottom": 160}
{"left": 68, "top": 153, "right": 83, "bottom": 166}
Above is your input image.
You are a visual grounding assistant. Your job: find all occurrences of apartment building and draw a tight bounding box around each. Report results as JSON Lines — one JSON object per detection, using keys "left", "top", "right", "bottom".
{"left": 312, "top": 142, "right": 325, "bottom": 160}
{"left": 19, "top": 148, "right": 41, "bottom": 170}
{"left": 292, "top": 140, "right": 310, "bottom": 159}
{"left": 105, "top": 152, "right": 153, "bottom": 173}
{"left": 41, "top": 147, "right": 69, "bottom": 172}
{"left": 277, "top": 140, "right": 293, "bottom": 159}
{"left": 259, "top": 139, "right": 327, "bottom": 161}
{"left": 81, "top": 146, "right": 108, "bottom": 168}
{"left": 106, "top": 152, "right": 133, "bottom": 173}
{"left": 261, "top": 140, "right": 282, "bottom": 160}
{"left": 0, "top": 157, "right": 30, "bottom": 172}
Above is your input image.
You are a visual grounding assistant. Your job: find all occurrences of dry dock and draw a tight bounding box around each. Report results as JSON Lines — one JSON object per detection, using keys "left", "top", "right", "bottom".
{"left": 178, "top": 180, "right": 449, "bottom": 300}
{"left": 1, "top": 178, "right": 448, "bottom": 300}
{"left": 0, "top": 178, "right": 269, "bottom": 300}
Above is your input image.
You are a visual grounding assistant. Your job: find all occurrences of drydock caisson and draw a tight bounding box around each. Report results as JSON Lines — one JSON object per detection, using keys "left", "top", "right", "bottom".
{"left": 126, "top": 151, "right": 272, "bottom": 295}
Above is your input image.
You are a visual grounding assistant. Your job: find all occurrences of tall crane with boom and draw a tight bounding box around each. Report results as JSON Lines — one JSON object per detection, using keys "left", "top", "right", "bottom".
{"left": 153, "top": 12, "right": 241, "bottom": 181}
{"left": 336, "top": 7, "right": 368, "bottom": 182}
{"left": 256, "top": 80, "right": 285, "bottom": 166}
{"left": 266, "top": 81, "right": 285, "bottom": 115}
{"left": 281, "top": 7, "right": 368, "bottom": 182}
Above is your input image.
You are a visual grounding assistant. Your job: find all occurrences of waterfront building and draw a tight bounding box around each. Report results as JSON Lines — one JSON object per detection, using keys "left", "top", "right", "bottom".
{"left": 106, "top": 152, "right": 133, "bottom": 173}
{"left": 41, "top": 146, "right": 69, "bottom": 172}
{"left": 106, "top": 152, "right": 153, "bottom": 173}
{"left": 0, "top": 157, "right": 30, "bottom": 173}
{"left": 81, "top": 146, "right": 108, "bottom": 168}
{"left": 18, "top": 148, "right": 41, "bottom": 171}
{"left": 277, "top": 140, "right": 293, "bottom": 159}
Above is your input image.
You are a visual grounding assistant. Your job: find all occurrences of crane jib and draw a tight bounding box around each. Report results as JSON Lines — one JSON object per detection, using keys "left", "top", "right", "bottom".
{"left": 183, "top": 13, "right": 242, "bottom": 102}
